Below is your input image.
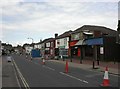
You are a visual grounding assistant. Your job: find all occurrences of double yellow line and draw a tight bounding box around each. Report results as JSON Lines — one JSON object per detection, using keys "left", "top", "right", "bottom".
{"left": 12, "top": 59, "right": 30, "bottom": 89}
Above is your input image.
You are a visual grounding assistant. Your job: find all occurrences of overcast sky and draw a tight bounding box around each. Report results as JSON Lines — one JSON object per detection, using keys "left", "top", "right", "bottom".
{"left": 0, "top": 0, "right": 119, "bottom": 46}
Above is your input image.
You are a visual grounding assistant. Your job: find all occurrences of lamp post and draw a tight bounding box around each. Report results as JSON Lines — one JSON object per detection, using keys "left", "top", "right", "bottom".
{"left": 27, "top": 37, "right": 34, "bottom": 48}
{"left": 27, "top": 38, "right": 34, "bottom": 43}
{"left": 27, "top": 37, "right": 34, "bottom": 60}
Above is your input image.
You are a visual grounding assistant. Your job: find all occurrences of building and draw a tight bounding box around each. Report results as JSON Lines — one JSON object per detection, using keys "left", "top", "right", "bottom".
{"left": 116, "top": 20, "right": 120, "bottom": 60}
{"left": 23, "top": 44, "right": 33, "bottom": 55}
{"left": 0, "top": 41, "right": 1, "bottom": 56}
{"left": 44, "top": 38, "right": 55, "bottom": 59}
{"left": 117, "top": 20, "right": 120, "bottom": 44}
{"left": 55, "top": 30, "right": 72, "bottom": 59}
{"left": 70, "top": 25, "right": 117, "bottom": 61}
{"left": 37, "top": 38, "right": 54, "bottom": 59}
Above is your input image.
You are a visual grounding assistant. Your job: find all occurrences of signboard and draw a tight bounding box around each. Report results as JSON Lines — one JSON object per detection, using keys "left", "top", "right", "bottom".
{"left": 100, "top": 47, "right": 104, "bottom": 54}
{"left": 71, "top": 32, "right": 84, "bottom": 41}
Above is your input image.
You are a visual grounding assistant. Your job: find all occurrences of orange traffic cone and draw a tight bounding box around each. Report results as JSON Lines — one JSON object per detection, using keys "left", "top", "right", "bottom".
{"left": 65, "top": 60, "right": 68, "bottom": 73}
{"left": 42, "top": 59, "right": 45, "bottom": 65}
{"left": 101, "top": 66, "right": 110, "bottom": 87}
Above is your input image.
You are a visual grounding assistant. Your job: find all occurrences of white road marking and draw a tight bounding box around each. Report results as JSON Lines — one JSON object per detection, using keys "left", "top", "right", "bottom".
{"left": 12, "top": 59, "right": 30, "bottom": 89}
{"left": 59, "top": 72, "right": 88, "bottom": 84}
{"left": 12, "top": 61, "right": 21, "bottom": 89}
{"left": 42, "top": 65, "right": 55, "bottom": 71}
{"left": 31, "top": 61, "right": 55, "bottom": 71}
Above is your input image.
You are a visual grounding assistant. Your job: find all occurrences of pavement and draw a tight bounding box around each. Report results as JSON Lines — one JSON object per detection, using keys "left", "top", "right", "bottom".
{"left": 2, "top": 56, "right": 19, "bottom": 87}
{"left": 33, "top": 57, "right": 120, "bottom": 76}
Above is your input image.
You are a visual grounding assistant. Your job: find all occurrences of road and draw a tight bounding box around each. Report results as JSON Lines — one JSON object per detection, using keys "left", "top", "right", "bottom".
{"left": 2, "top": 54, "right": 119, "bottom": 88}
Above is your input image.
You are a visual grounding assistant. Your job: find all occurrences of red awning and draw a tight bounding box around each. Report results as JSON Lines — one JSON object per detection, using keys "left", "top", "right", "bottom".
{"left": 70, "top": 41, "right": 78, "bottom": 47}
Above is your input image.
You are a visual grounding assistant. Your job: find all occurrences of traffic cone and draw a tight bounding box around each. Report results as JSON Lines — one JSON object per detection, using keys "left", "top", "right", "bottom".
{"left": 101, "top": 66, "right": 110, "bottom": 87}
{"left": 65, "top": 60, "right": 68, "bottom": 73}
{"left": 42, "top": 59, "right": 45, "bottom": 65}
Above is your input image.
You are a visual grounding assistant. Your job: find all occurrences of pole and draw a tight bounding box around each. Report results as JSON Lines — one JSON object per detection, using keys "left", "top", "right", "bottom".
{"left": 93, "top": 45, "right": 95, "bottom": 69}
{"left": 70, "top": 47, "right": 72, "bottom": 62}
{"left": 80, "top": 47, "right": 82, "bottom": 64}
{"left": 28, "top": 38, "right": 34, "bottom": 43}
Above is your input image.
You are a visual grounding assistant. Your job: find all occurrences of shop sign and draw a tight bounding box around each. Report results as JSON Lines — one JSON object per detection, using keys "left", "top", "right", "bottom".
{"left": 100, "top": 47, "right": 104, "bottom": 54}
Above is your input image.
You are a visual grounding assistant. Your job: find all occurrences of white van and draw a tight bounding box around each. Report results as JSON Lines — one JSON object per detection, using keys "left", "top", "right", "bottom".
{"left": 7, "top": 56, "right": 12, "bottom": 62}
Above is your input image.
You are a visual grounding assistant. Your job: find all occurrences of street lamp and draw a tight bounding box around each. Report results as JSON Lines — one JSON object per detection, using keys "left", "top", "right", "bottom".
{"left": 27, "top": 37, "right": 34, "bottom": 50}
{"left": 27, "top": 38, "right": 34, "bottom": 43}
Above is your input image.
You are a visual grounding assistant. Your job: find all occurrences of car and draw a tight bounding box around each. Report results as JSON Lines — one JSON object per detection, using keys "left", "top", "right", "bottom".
{"left": 7, "top": 56, "right": 12, "bottom": 62}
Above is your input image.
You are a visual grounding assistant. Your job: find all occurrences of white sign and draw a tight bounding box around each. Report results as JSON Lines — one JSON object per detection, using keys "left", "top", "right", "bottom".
{"left": 100, "top": 47, "right": 104, "bottom": 54}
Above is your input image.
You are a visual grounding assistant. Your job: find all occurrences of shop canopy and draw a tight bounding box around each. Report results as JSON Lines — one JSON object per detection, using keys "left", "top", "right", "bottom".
{"left": 75, "top": 40, "right": 85, "bottom": 46}
{"left": 85, "top": 38, "right": 103, "bottom": 45}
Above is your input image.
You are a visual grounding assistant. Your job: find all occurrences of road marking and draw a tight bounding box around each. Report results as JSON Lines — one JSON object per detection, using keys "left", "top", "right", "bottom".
{"left": 12, "top": 59, "right": 30, "bottom": 89}
{"left": 12, "top": 61, "right": 21, "bottom": 89}
{"left": 11, "top": 58, "right": 21, "bottom": 88}
{"left": 59, "top": 72, "right": 88, "bottom": 84}
{"left": 42, "top": 65, "right": 55, "bottom": 71}
{"left": 11, "top": 56, "right": 21, "bottom": 89}
{"left": 31, "top": 61, "right": 55, "bottom": 71}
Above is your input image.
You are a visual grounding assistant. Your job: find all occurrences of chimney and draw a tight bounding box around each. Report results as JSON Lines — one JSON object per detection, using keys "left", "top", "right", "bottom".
{"left": 40, "top": 39, "right": 42, "bottom": 42}
{"left": 55, "top": 33, "right": 58, "bottom": 38}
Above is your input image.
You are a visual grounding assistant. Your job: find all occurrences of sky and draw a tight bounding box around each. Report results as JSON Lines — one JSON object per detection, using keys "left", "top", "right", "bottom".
{"left": 0, "top": 0, "right": 119, "bottom": 46}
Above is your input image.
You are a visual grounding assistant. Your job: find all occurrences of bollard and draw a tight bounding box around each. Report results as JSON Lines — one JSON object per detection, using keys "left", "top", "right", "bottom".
{"left": 65, "top": 60, "right": 68, "bottom": 73}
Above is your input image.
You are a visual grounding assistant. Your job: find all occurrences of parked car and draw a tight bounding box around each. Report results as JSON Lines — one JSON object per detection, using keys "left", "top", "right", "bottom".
{"left": 7, "top": 56, "right": 12, "bottom": 62}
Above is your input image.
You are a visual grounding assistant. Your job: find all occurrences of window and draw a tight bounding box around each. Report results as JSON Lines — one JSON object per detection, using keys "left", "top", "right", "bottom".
{"left": 64, "top": 38, "right": 67, "bottom": 46}
{"left": 51, "top": 42, "right": 53, "bottom": 47}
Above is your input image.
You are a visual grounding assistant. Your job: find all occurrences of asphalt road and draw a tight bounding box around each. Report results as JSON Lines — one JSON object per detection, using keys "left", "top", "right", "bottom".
{"left": 8, "top": 54, "right": 119, "bottom": 88}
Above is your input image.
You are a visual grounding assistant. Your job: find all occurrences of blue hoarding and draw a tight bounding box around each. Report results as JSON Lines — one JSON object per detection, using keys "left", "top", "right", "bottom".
{"left": 31, "top": 49, "right": 41, "bottom": 58}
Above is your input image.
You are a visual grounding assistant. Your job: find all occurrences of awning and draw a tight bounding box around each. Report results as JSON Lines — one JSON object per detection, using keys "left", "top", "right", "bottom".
{"left": 75, "top": 40, "right": 85, "bottom": 46}
{"left": 85, "top": 38, "right": 103, "bottom": 45}
{"left": 70, "top": 41, "right": 78, "bottom": 47}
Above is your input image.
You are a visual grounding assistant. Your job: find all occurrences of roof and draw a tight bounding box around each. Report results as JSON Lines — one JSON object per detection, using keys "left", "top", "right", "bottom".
{"left": 44, "top": 38, "right": 55, "bottom": 43}
{"left": 42, "top": 38, "right": 54, "bottom": 43}
{"left": 56, "top": 30, "right": 72, "bottom": 39}
{"left": 72, "top": 25, "right": 117, "bottom": 37}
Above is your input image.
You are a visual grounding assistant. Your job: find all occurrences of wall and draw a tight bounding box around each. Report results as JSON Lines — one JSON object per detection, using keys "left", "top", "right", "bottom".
{"left": 103, "top": 36, "right": 117, "bottom": 61}
{"left": 55, "top": 37, "right": 69, "bottom": 49}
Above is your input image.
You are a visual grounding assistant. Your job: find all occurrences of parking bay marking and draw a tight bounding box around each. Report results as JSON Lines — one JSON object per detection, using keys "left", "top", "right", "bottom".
{"left": 59, "top": 72, "right": 88, "bottom": 84}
